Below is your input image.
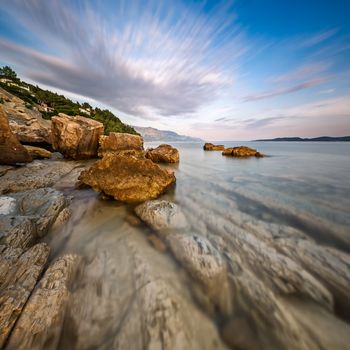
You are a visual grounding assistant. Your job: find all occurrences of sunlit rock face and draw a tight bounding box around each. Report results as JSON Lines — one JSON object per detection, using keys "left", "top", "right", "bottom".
{"left": 79, "top": 153, "right": 176, "bottom": 203}
{"left": 203, "top": 143, "right": 225, "bottom": 151}
{"left": 51, "top": 113, "right": 104, "bottom": 159}
{"left": 98, "top": 132, "right": 144, "bottom": 157}
{"left": 0, "top": 105, "right": 32, "bottom": 165}
{"left": 146, "top": 144, "right": 180, "bottom": 163}
{"left": 222, "top": 146, "right": 263, "bottom": 157}
{"left": 0, "top": 87, "right": 52, "bottom": 145}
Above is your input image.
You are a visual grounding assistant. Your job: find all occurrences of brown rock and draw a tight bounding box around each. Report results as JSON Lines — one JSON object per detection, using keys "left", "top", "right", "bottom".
{"left": 203, "top": 143, "right": 225, "bottom": 151}
{"left": 51, "top": 113, "right": 104, "bottom": 159}
{"left": 0, "top": 87, "right": 52, "bottom": 144}
{"left": 0, "top": 106, "right": 32, "bottom": 165}
{"left": 222, "top": 146, "right": 263, "bottom": 157}
{"left": 0, "top": 243, "right": 50, "bottom": 348}
{"left": 146, "top": 144, "right": 180, "bottom": 163}
{"left": 148, "top": 234, "right": 167, "bottom": 252}
{"left": 6, "top": 254, "right": 82, "bottom": 350}
{"left": 79, "top": 153, "right": 176, "bottom": 203}
{"left": 23, "top": 145, "right": 52, "bottom": 159}
{"left": 98, "top": 132, "right": 143, "bottom": 157}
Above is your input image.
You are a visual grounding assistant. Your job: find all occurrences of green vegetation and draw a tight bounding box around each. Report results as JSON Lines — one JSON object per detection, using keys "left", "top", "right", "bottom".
{"left": 0, "top": 97, "right": 4, "bottom": 104}
{"left": 0, "top": 66, "right": 138, "bottom": 135}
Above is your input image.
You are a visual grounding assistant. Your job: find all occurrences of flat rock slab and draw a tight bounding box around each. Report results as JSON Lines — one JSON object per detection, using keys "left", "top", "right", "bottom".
{"left": 0, "top": 243, "right": 50, "bottom": 348}
{"left": 6, "top": 254, "right": 82, "bottom": 350}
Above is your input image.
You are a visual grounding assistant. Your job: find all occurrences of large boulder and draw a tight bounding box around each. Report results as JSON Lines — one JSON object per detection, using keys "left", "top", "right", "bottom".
{"left": 203, "top": 143, "right": 225, "bottom": 151}
{"left": 0, "top": 87, "right": 52, "bottom": 144}
{"left": 222, "top": 146, "right": 263, "bottom": 157}
{"left": 0, "top": 105, "right": 32, "bottom": 165}
{"left": 146, "top": 144, "right": 180, "bottom": 163}
{"left": 98, "top": 132, "right": 143, "bottom": 157}
{"left": 79, "top": 153, "right": 176, "bottom": 203}
{"left": 51, "top": 113, "right": 104, "bottom": 159}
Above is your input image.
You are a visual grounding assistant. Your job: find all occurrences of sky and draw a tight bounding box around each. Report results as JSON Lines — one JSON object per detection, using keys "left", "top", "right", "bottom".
{"left": 0, "top": 0, "right": 349, "bottom": 141}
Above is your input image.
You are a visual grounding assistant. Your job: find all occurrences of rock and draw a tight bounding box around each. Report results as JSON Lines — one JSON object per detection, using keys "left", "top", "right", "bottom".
{"left": 203, "top": 143, "right": 225, "bottom": 151}
{"left": 51, "top": 113, "right": 104, "bottom": 159}
{"left": 98, "top": 132, "right": 143, "bottom": 157}
{"left": 0, "top": 159, "right": 84, "bottom": 194}
{"left": 23, "top": 145, "right": 52, "bottom": 159}
{"left": 0, "top": 87, "right": 52, "bottom": 144}
{"left": 0, "top": 105, "right": 32, "bottom": 165}
{"left": 147, "top": 234, "right": 167, "bottom": 252}
{"left": 135, "top": 200, "right": 189, "bottom": 236}
{"left": 0, "top": 243, "right": 50, "bottom": 348}
{"left": 0, "top": 188, "right": 68, "bottom": 249}
{"left": 0, "top": 165, "right": 14, "bottom": 177}
{"left": 145, "top": 144, "right": 180, "bottom": 163}
{"left": 6, "top": 254, "right": 82, "bottom": 350}
{"left": 79, "top": 153, "right": 176, "bottom": 203}
{"left": 167, "top": 233, "right": 228, "bottom": 302}
{"left": 222, "top": 146, "right": 263, "bottom": 157}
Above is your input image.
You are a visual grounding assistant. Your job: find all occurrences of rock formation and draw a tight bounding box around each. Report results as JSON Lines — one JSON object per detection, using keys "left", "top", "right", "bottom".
{"left": 0, "top": 106, "right": 32, "bottom": 165}
{"left": 23, "top": 145, "right": 52, "bottom": 159}
{"left": 146, "top": 144, "right": 180, "bottom": 163}
{"left": 0, "top": 87, "right": 52, "bottom": 145}
{"left": 222, "top": 146, "right": 263, "bottom": 157}
{"left": 203, "top": 143, "right": 225, "bottom": 151}
{"left": 98, "top": 132, "right": 144, "bottom": 157}
{"left": 79, "top": 153, "right": 176, "bottom": 203}
{"left": 51, "top": 113, "right": 104, "bottom": 159}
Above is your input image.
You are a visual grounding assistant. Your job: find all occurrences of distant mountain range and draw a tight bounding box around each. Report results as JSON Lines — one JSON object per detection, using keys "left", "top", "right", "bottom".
{"left": 134, "top": 126, "right": 203, "bottom": 142}
{"left": 254, "top": 136, "right": 350, "bottom": 142}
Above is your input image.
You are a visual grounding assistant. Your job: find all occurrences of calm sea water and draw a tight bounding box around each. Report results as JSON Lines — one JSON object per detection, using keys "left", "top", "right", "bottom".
{"left": 46, "top": 141, "right": 350, "bottom": 349}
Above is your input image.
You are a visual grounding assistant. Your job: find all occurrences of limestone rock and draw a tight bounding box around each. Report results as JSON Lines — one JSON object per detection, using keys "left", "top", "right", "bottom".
{"left": 0, "top": 87, "right": 52, "bottom": 144}
{"left": 24, "top": 145, "right": 52, "bottom": 159}
{"left": 222, "top": 146, "right": 263, "bottom": 157}
{"left": 6, "top": 254, "right": 82, "bottom": 350}
{"left": 98, "top": 132, "right": 143, "bottom": 157}
{"left": 51, "top": 113, "right": 104, "bottom": 159}
{"left": 203, "top": 143, "right": 225, "bottom": 151}
{"left": 146, "top": 144, "right": 180, "bottom": 163}
{"left": 0, "top": 105, "right": 32, "bottom": 165}
{"left": 135, "top": 200, "right": 189, "bottom": 236}
{"left": 0, "top": 243, "right": 50, "bottom": 348}
{"left": 79, "top": 153, "right": 176, "bottom": 203}
{"left": 0, "top": 188, "right": 68, "bottom": 249}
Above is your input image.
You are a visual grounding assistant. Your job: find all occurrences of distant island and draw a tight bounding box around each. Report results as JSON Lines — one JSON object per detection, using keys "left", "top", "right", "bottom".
{"left": 254, "top": 136, "right": 350, "bottom": 142}
{"left": 134, "top": 126, "right": 203, "bottom": 142}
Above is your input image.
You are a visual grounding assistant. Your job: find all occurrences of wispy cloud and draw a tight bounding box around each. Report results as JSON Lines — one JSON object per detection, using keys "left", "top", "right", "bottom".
{"left": 299, "top": 29, "right": 338, "bottom": 48}
{"left": 243, "top": 77, "right": 327, "bottom": 102}
{"left": 0, "top": 0, "right": 248, "bottom": 119}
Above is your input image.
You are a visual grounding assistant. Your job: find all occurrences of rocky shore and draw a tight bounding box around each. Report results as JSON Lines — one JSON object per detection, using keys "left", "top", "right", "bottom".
{"left": 0, "top": 89, "right": 350, "bottom": 350}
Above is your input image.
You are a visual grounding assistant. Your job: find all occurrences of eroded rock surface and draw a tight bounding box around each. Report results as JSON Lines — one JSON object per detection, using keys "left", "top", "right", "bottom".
{"left": 24, "top": 145, "right": 52, "bottom": 159}
{"left": 0, "top": 105, "right": 32, "bottom": 165}
{"left": 146, "top": 144, "right": 180, "bottom": 163}
{"left": 0, "top": 243, "right": 50, "bottom": 348}
{"left": 6, "top": 254, "right": 82, "bottom": 350}
{"left": 222, "top": 146, "right": 263, "bottom": 157}
{"left": 203, "top": 143, "right": 225, "bottom": 151}
{"left": 98, "top": 132, "right": 143, "bottom": 157}
{"left": 51, "top": 114, "right": 104, "bottom": 159}
{"left": 79, "top": 153, "right": 176, "bottom": 203}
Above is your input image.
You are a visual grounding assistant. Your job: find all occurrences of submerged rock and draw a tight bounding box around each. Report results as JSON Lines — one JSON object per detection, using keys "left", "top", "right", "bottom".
{"left": 79, "top": 153, "right": 176, "bottom": 203}
{"left": 222, "top": 146, "right": 263, "bottom": 157}
{"left": 98, "top": 132, "right": 144, "bottom": 157}
{"left": 51, "top": 113, "right": 104, "bottom": 159}
{"left": 23, "top": 145, "right": 52, "bottom": 159}
{"left": 146, "top": 144, "right": 180, "bottom": 163}
{"left": 203, "top": 143, "right": 225, "bottom": 151}
{"left": 0, "top": 105, "right": 32, "bottom": 165}
{"left": 0, "top": 243, "right": 50, "bottom": 348}
{"left": 135, "top": 200, "right": 189, "bottom": 236}
{"left": 6, "top": 254, "right": 82, "bottom": 350}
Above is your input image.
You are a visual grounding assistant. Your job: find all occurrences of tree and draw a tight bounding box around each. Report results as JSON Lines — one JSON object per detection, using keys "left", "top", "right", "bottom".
{"left": 0, "top": 66, "right": 17, "bottom": 79}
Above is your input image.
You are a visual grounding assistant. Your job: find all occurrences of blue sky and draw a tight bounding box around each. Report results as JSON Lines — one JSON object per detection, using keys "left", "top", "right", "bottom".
{"left": 0, "top": 0, "right": 349, "bottom": 140}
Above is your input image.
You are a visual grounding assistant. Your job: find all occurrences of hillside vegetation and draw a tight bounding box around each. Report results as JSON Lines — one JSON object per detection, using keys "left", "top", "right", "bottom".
{"left": 0, "top": 66, "right": 138, "bottom": 135}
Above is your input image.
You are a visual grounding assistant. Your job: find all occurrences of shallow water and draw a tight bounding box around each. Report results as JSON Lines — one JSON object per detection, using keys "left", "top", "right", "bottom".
{"left": 46, "top": 141, "right": 350, "bottom": 349}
